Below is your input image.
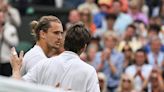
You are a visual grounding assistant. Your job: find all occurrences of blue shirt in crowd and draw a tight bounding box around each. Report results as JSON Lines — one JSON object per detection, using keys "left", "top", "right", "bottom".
{"left": 147, "top": 51, "right": 164, "bottom": 67}
{"left": 93, "top": 49, "right": 124, "bottom": 88}
{"left": 114, "top": 13, "right": 133, "bottom": 36}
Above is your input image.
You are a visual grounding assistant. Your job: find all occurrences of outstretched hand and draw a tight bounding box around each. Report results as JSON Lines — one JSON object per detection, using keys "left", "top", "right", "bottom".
{"left": 10, "top": 47, "right": 24, "bottom": 71}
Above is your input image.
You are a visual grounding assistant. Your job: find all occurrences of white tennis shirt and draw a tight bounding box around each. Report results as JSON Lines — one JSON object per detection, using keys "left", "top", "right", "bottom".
{"left": 21, "top": 45, "right": 47, "bottom": 75}
{"left": 22, "top": 51, "right": 100, "bottom": 92}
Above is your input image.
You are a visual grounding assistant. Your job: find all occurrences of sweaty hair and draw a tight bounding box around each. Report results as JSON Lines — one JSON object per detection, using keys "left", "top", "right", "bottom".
{"left": 64, "top": 23, "right": 91, "bottom": 54}
{"left": 30, "top": 15, "right": 61, "bottom": 40}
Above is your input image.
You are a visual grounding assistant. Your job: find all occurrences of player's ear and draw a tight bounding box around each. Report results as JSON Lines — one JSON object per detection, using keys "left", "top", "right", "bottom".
{"left": 40, "top": 30, "right": 46, "bottom": 39}
{"left": 80, "top": 44, "right": 87, "bottom": 54}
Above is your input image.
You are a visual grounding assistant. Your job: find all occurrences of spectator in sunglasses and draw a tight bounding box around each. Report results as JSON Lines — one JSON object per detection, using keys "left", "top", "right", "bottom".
{"left": 98, "top": 72, "right": 107, "bottom": 92}
{"left": 116, "top": 73, "right": 136, "bottom": 92}
{"left": 122, "top": 44, "right": 134, "bottom": 72}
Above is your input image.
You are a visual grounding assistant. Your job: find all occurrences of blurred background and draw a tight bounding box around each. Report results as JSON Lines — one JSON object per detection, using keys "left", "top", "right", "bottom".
{"left": 2, "top": 0, "right": 164, "bottom": 92}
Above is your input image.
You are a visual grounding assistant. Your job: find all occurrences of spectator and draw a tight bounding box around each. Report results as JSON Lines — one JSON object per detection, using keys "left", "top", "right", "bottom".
{"left": 94, "top": 13, "right": 117, "bottom": 37}
{"left": 159, "top": 4, "right": 164, "bottom": 25}
{"left": 133, "top": 20, "right": 148, "bottom": 38}
{"left": 108, "top": 0, "right": 129, "bottom": 13}
{"left": 89, "top": 37, "right": 100, "bottom": 50}
{"left": 125, "top": 48, "right": 153, "bottom": 91}
{"left": 0, "top": 0, "right": 21, "bottom": 28}
{"left": 149, "top": 16, "right": 162, "bottom": 26}
{"left": 122, "top": 24, "right": 137, "bottom": 41}
{"left": 112, "top": 0, "right": 133, "bottom": 36}
{"left": 98, "top": 72, "right": 107, "bottom": 92}
{"left": 94, "top": 31, "right": 124, "bottom": 92}
{"left": 145, "top": 0, "right": 161, "bottom": 17}
{"left": 66, "top": 9, "right": 80, "bottom": 29}
{"left": 132, "top": 20, "right": 149, "bottom": 47}
{"left": 142, "top": 68, "right": 164, "bottom": 92}
{"left": 147, "top": 36, "right": 164, "bottom": 68}
{"left": 78, "top": 0, "right": 99, "bottom": 15}
{"left": 85, "top": 44, "right": 98, "bottom": 65}
{"left": 80, "top": 37, "right": 100, "bottom": 62}
{"left": 79, "top": 8, "right": 96, "bottom": 36}
{"left": 0, "top": 9, "right": 19, "bottom": 76}
{"left": 148, "top": 24, "right": 161, "bottom": 38}
{"left": 138, "top": 0, "right": 149, "bottom": 17}
{"left": 116, "top": 73, "right": 136, "bottom": 92}
{"left": 93, "top": 1, "right": 109, "bottom": 31}
{"left": 159, "top": 25, "right": 164, "bottom": 44}
{"left": 105, "top": 14, "right": 117, "bottom": 33}
{"left": 121, "top": 44, "right": 134, "bottom": 72}
{"left": 118, "top": 24, "right": 142, "bottom": 52}
{"left": 128, "top": 0, "right": 149, "bottom": 25}
{"left": 98, "top": 0, "right": 129, "bottom": 13}
{"left": 143, "top": 24, "right": 164, "bottom": 53}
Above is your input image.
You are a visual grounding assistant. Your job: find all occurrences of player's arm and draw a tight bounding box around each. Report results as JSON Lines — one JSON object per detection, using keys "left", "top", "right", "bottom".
{"left": 10, "top": 47, "right": 24, "bottom": 80}
{"left": 87, "top": 69, "right": 100, "bottom": 92}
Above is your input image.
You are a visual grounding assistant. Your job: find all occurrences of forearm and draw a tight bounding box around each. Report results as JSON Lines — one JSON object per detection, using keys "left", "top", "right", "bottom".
{"left": 142, "top": 79, "right": 148, "bottom": 91}
{"left": 8, "top": 10, "right": 21, "bottom": 27}
{"left": 134, "top": 73, "right": 138, "bottom": 78}
{"left": 10, "top": 47, "right": 23, "bottom": 80}
{"left": 108, "top": 62, "right": 116, "bottom": 74}
{"left": 96, "top": 62, "right": 104, "bottom": 72}
{"left": 158, "top": 78, "right": 164, "bottom": 90}
{"left": 140, "top": 74, "right": 145, "bottom": 81}
{"left": 12, "top": 69, "right": 21, "bottom": 80}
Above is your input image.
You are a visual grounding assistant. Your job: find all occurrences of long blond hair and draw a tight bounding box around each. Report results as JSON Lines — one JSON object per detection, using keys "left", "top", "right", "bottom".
{"left": 30, "top": 16, "right": 61, "bottom": 40}
{"left": 117, "top": 73, "right": 135, "bottom": 92}
{"left": 97, "top": 72, "right": 107, "bottom": 92}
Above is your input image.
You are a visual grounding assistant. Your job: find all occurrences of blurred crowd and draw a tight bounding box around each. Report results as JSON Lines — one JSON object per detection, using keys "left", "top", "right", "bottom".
{"left": 0, "top": 0, "right": 20, "bottom": 76}
{"left": 1, "top": 0, "right": 164, "bottom": 92}
{"left": 67, "top": 0, "right": 164, "bottom": 92}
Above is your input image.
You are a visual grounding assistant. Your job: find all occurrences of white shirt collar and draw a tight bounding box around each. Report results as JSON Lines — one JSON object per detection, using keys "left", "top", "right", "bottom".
{"left": 60, "top": 51, "right": 79, "bottom": 59}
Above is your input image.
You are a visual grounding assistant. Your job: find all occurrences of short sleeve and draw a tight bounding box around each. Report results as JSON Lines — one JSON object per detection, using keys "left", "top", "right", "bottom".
{"left": 87, "top": 69, "right": 100, "bottom": 92}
